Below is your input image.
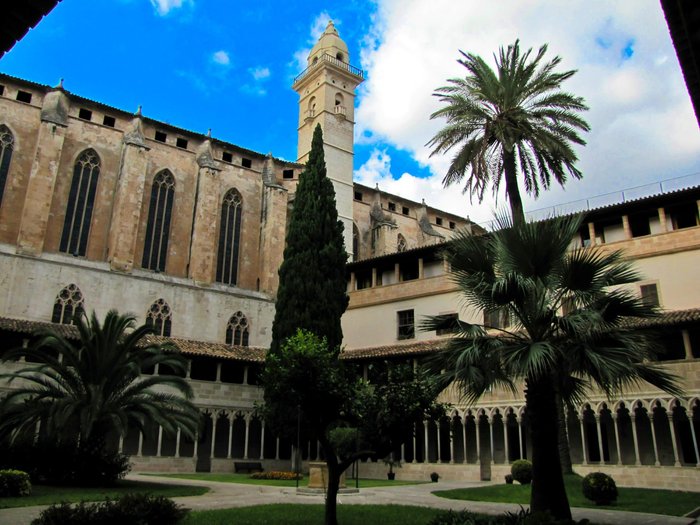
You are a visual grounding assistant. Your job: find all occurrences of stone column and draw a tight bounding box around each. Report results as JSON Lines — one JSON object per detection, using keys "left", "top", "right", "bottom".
{"left": 423, "top": 421, "right": 429, "bottom": 462}
{"left": 436, "top": 424, "right": 442, "bottom": 463}
{"left": 587, "top": 222, "right": 597, "bottom": 247}
{"left": 517, "top": 417, "right": 524, "bottom": 460}
{"left": 349, "top": 272, "right": 356, "bottom": 291}
{"left": 17, "top": 87, "right": 70, "bottom": 255}
{"left": 227, "top": 417, "right": 234, "bottom": 459}
{"left": 275, "top": 437, "right": 280, "bottom": 461}
{"left": 394, "top": 262, "right": 400, "bottom": 282}
{"left": 687, "top": 412, "right": 700, "bottom": 467}
{"left": 612, "top": 413, "right": 623, "bottom": 465}
{"left": 193, "top": 433, "right": 199, "bottom": 458}
{"left": 475, "top": 417, "right": 481, "bottom": 461}
{"left": 210, "top": 412, "right": 218, "bottom": 459}
{"left": 649, "top": 414, "right": 661, "bottom": 466}
{"left": 488, "top": 416, "right": 495, "bottom": 464}
{"left": 243, "top": 366, "right": 249, "bottom": 385}
{"left": 371, "top": 267, "right": 377, "bottom": 287}
{"left": 622, "top": 215, "right": 632, "bottom": 239}
{"left": 682, "top": 330, "right": 693, "bottom": 360}
{"left": 107, "top": 110, "right": 150, "bottom": 271}
{"left": 630, "top": 415, "right": 641, "bottom": 466}
{"left": 156, "top": 425, "right": 163, "bottom": 457}
{"left": 658, "top": 207, "right": 668, "bottom": 232}
{"left": 412, "top": 426, "right": 417, "bottom": 464}
{"left": 401, "top": 443, "right": 406, "bottom": 463}
{"left": 259, "top": 422, "right": 266, "bottom": 460}
{"left": 579, "top": 414, "right": 588, "bottom": 465}
{"left": 418, "top": 257, "right": 424, "bottom": 279}
{"left": 449, "top": 423, "right": 455, "bottom": 464}
{"left": 175, "top": 429, "right": 181, "bottom": 458}
{"left": 215, "top": 363, "right": 222, "bottom": 383}
{"left": 118, "top": 435, "right": 124, "bottom": 454}
{"left": 668, "top": 411, "right": 682, "bottom": 467}
{"left": 595, "top": 414, "right": 605, "bottom": 464}
{"left": 503, "top": 418, "right": 510, "bottom": 464}
{"left": 137, "top": 431, "right": 144, "bottom": 456}
{"left": 243, "top": 415, "right": 251, "bottom": 460}
{"left": 463, "top": 418, "right": 468, "bottom": 464}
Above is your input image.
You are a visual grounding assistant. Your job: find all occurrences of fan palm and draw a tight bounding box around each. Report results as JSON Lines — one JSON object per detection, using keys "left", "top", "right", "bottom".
{"left": 0, "top": 310, "right": 199, "bottom": 452}
{"left": 424, "top": 214, "right": 681, "bottom": 520}
{"left": 427, "top": 40, "right": 589, "bottom": 225}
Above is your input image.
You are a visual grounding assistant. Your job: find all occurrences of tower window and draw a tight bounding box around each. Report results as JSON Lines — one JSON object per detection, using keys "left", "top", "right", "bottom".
{"left": 354, "top": 191, "right": 363, "bottom": 201}
{"left": 436, "top": 217, "right": 443, "bottom": 226}
{"left": 336, "top": 52, "right": 344, "bottom": 61}
{"left": 60, "top": 149, "right": 100, "bottom": 257}
{"left": 78, "top": 108, "right": 92, "bottom": 121}
{"left": 176, "top": 137, "right": 188, "bottom": 149}
{"left": 16, "top": 91, "right": 32, "bottom": 103}
{"left": 155, "top": 131, "right": 167, "bottom": 143}
{"left": 283, "top": 169, "right": 294, "bottom": 179}
{"left": 388, "top": 202, "right": 396, "bottom": 212}
{"left": 0, "top": 85, "right": 5, "bottom": 96}
{"left": 222, "top": 151, "right": 233, "bottom": 163}
{"left": 102, "top": 115, "right": 116, "bottom": 127}
{"left": 402, "top": 206, "right": 409, "bottom": 215}
{"left": 449, "top": 221, "right": 456, "bottom": 230}
{"left": 241, "top": 158, "right": 252, "bottom": 169}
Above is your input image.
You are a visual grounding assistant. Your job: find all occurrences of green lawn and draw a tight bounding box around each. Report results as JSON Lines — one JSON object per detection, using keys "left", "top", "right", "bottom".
{"left": 148, "top": 472, "right": 424, "bottom": 488}
{"left": 434, "top": 474, "right": 700, "bottom": 517}
{"left": 0, "top": 480, "right": 208, "bottom": 509}
{"left": 183, "top": 504, "right": 441, "bottom": 525}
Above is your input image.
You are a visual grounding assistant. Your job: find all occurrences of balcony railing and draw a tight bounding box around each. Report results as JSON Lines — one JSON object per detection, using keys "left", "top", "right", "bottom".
{"left": 293, "top": 53, "right": 364, "bottom": 85}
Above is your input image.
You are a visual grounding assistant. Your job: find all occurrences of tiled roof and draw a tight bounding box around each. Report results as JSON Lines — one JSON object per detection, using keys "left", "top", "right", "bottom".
{"left": 341, "top": 340, "right": 448, "bottom": 360}
{"left": 0, "top": 316, "right": 265, "bottom": 363}
{"left": 624, "top": 308, "right": 700, "bottom": 329}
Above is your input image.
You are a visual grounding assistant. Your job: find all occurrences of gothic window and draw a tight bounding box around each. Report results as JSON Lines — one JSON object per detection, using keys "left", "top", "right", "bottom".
{"left": 216, "top": 189, "right": 242, "bottom": 286}
{"left": 0, "top": 125, "right": 14, "bottom": 207}
{"left": 142, "top": 170, "right": 175, "bottom": 271}
{"left": 225, "top": 311, "right": 249, "bottom": 346}
{"left": 59, "top": 149, "right": 100, "bottom": 256}
{"left": 397, "top": 234, "right": 407, "bottom": 253}
{"left": 146, "top": 299, "right": 172, "bottom": 336}
{"left": 52, "top": 284, "right": 85, "bottom": 325}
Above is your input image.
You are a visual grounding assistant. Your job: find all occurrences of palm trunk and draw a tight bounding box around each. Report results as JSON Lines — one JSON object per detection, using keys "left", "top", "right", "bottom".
{"left": 525, "top": 377, "right": 571, "bottom": 520}
{"left": 555, "top": 391, "right": 573, "bottom": 474}
{"left": 503, "top": 150, "right": 525, "bottom": 226}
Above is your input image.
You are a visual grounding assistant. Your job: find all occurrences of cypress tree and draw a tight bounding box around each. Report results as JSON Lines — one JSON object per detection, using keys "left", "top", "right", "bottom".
{"left": 269, "top": 124, "right": 348, "bottom": 354}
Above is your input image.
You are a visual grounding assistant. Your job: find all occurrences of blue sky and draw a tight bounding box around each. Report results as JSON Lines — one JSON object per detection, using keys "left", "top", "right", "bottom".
{"left": 2, "top": 0, "right": 699, "bottom": 223}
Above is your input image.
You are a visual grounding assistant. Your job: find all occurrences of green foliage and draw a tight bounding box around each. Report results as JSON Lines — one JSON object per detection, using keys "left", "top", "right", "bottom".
{"left": 31, "top": 493, "right": 189, "bottom": 525}
{"left": 0, "top": 310, "right": 200, "bottom": 458}
{"left": 249, "top": 471, "right": 302, "bottom": 480}
{"left": 0, "top": 441, "right": 130, "bottom": 486}
{"left": 510, "top": 460, "right": 533, "bottom": 485}
{"left": 581, "top": 472, "right": 618, "bottom": 505}
{"left": 0, "top": 469, "right": 31, "bottom": 497}
{"left": 270, "top": 123, "right": 348, "bottom": 355}
{"left": 428, "top": 40, "right": 589, "bottom": 224}
{"left": 505, "top": 474, "right": 514, "bottom": 484}
{"left": 428, "top": 508, "right": 587, "bottom": 525}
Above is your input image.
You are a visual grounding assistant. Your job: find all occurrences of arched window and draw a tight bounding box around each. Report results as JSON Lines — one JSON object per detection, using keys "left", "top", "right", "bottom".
{"left": 146, "top": 299, "right": 172, "bottom": 336}
{"left": 225, "top": 312, "right": 249, "bottom": 346}
{"left": 397, "top": 234, "right": 407, "bottom": 252}
{"left": 335, "top": 93, "right": 344, "bottom": 106}
{"left": 0, "top": 125, "right": 14, "bottom": 207}
{"left": 142, "top": 170, "right": 175, "bottom": 271}
{"left": 60, "top": 149, "right": 100, "bottom": 256}
{"left": 52, "top": 284, "right": 84, "bottom": 325}
{"left": 216, "top": 189, "right": 242, "bottom": 286}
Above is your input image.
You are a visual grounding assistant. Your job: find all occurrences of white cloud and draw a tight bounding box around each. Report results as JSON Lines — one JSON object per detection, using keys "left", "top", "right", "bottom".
{"left": 250, "top": 67, "right": 271, "bottom": 81}
{"left": 149, "top": 0, "right": 191, "bottom": 15}
{"left": 355, "top": 0, "right": 700, "bottom": 223}
{"left": 212, "top": 50, "right": 230, "bottom": 66}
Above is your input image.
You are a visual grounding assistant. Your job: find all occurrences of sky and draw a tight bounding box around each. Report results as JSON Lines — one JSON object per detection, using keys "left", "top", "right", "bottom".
{"left": 2, "top": 0, "right": 699, "bottom": 224}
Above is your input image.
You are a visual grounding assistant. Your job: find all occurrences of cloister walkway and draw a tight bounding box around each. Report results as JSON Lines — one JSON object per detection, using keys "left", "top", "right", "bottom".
{"left": 0, "top": 472, "right": 695, "bottom": 525}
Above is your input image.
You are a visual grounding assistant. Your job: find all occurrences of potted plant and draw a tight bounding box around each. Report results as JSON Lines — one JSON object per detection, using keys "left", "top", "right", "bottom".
{"left": 430, "top": 472, "right": 440, "bottom": 483}
{"left": 383, "top": 454, "right": 401, "bottom": 480}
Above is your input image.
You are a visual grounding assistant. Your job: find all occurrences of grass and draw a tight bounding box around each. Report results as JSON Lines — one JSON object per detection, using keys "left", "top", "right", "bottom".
{"left": 434, "top": 474, "right": 700, "bottom": 517}
{"left": 147, "top": 472, "right": 424, "bottom": 488}
{"left": 183, "top": 504, "right": 441, "bottom": 525}
{"left": 0, "top": 480, "right": 208, "bottom": 509}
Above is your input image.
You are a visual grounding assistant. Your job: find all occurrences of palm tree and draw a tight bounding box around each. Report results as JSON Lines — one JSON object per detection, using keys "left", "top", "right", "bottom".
{"left": 424, "top": 215, "right": 681, "bottom": 520}
{"left": 0, "top": 310, "right": 199, "bottom": 454}
{"left": 427, "top": 40, "right": 590, "bottom": 226}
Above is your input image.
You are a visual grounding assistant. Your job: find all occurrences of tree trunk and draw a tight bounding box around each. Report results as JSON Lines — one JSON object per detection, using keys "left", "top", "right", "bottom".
{"left": 555, "top": 391, "right": 573, "bottom": 474}
{"left": 525, "top": 377, "right": 572, "bottom": 520}
{"left": 503, "top": 150, "right": 526, "bottom": 226}
{"left": 320, "top": 437, "right": 340, "bottom": 525}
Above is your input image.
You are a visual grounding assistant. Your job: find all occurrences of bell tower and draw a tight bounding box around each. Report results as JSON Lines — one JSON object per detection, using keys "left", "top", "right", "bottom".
{"left": 292, "top": 20, "right": 364, "bottom": 257}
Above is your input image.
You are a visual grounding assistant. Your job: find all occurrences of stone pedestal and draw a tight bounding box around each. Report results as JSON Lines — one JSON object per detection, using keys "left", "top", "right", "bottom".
{"left": 307, "top": 461, "right": 346, "bottom": 489}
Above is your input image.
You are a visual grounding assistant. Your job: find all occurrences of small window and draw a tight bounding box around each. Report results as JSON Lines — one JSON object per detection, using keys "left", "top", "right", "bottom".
{"left": 176, "top": 137, "right": 188, "bottom": 149}
{"left": 449, "top": 221, "right": 456, "bottom": 230}
{"left": 388, "top": 202, "right": 396, "bottom": 212}
{"left": 354, "top": 191, "right": 363, "bottom": 201}
{"left": 16, "top": 90, "right": 32, "bottom": 103}
{"left": 241, "top": 157, "right": 252, "bottom": 168}
{"left": 667, "top": 202, "right": 698, "bottom": 230}
{"left": 484, "top": 309, "right": 508, "bottom": 329}
{"left": 629, "top": 212, "right": 652, "bottom": 238}
{"left": 436, "top": 313, "right": 459, "bottom": 336}
{"left": 436, "top": 217, "right": 443, "bottom": 226}
{"left": 640, "top": 284, "right": 660, "bottom": 307}
{"left": 222, "top": 151, "right": 233, "bottom": 163}
{"left": 102, "top": 115, "right": 116, "bottom": 127}
{"left": 78, "top": 108, "right": 92, "bottom": 121}
{"left": 402, "top": 206, "right": 409, "bottom": 215}
{"left": 283, "top": 169, "right": 294, "bottom": 179}
{"left": 155, "top": 131, "right": 167, "bottom": 143}
{"left": 0, "top": 85, "right": 5, "bottom": 96}
{"left": 397, "top": 309, "right": 415, "bottom": 340}
{"left": 336, "top": 52, "right": 344, "bottom": 61}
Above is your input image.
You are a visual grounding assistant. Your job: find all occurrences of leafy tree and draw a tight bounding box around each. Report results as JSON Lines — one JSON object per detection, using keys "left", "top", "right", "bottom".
{"left": 427, "top": 40, "right": 590, "bottom": 226}
{"left": 262, "top": 330, "right": 443, "bottom": 525}
{"left": 0, "top": 310, "right": 199, "bottom": 480}
{"left": 269, "top": 123, "right": 348, "bottom": 354}
{"left": 424, "top": 215, "right": 681, "bottom": 520}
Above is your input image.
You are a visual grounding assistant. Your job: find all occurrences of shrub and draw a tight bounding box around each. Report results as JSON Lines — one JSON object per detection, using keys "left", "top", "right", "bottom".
{"left": 427, "top": 509, "right": 500, "bottom": 524}
{"left": 582, "top": 472, "right": 618, "bottom": 505}
{"left": 250, "top": 471, "right": 302, "bottom": 480}
{"left": 504, "top": 474, "right": 513, "bottom": 484}
{"left": 430, "top": 472, "right": 440, "bottom": 482}
{"left": 428, "top": 508, "right": 588, "bottom": 525}
{"left": 510, "top": 459, "right": 533, "bottom": 485}
{"left": 32, "top": 493, "right": 189, "bottom": 525}
{"left": 0, "top": 469, "right": 31, "bottom": 497}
